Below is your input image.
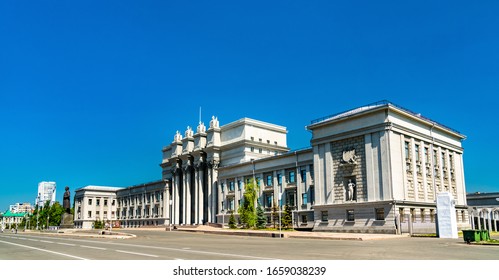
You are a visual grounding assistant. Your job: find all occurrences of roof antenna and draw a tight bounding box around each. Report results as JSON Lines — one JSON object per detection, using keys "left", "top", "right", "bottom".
{"left": 199, "top": 106, "right": 202, "bottom": 124}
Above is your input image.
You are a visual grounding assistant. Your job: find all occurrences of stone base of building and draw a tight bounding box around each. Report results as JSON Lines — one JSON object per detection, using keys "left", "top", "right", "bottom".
{"left": 60, "top": 213, "right": 74, "bottom": 229}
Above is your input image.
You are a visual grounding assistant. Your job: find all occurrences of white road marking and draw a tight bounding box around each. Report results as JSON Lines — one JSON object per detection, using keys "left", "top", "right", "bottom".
{"left": 5, "top": 234, "right": 278, "bottom": 260}
{"left": 40, "top": 240, "right": 54, "bottom": 243}
{"left": 0, "top": 239, "right": 88, "bottom": 260}
{"left": 115, "top": 250, "right": 158, "bottom": 258}
{"left": 57, "top": 242, "right": 76, "bottom": 246}
{"left": 80, "top": 245, "right": 106, "bottom": 250}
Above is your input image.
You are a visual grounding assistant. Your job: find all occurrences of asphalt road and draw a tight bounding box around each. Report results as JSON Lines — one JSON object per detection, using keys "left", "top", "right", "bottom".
{"left": 0, "top": 230, "right": 498, "bottom": 260}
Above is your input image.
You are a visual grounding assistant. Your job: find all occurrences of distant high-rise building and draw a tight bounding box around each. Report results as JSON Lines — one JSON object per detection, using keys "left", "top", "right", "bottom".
{"left": 36, "top": 181, "right": 56, "bottom": 207}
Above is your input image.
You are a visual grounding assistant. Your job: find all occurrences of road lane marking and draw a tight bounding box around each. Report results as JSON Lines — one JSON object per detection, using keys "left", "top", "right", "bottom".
{"left": 57, "top": 242, "right": 76, "bottom": 246}
{"left": 80, "top": 245, "right": 106, "bottom": 250}
{"left": 27, "top": 239, "right": 37, "bottom": 241}
{"left": 8, "top": 234, "right": 279, "bottom": 260}
{"left": 0, "top": 239, "right": 89, "bottom": 260}
{"left": 115, "top": 250, "right": 158, "bottom": 258}
{"left": 40, "top": 240, "right": 54, "bottom": 243}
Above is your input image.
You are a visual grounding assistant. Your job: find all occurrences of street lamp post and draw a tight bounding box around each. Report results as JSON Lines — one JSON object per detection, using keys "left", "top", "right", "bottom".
{"left": 278, "top": 192, "right": 282, "bottom": 238}
{"left": 169, "top": 200, "right": 173, "bottom": 231}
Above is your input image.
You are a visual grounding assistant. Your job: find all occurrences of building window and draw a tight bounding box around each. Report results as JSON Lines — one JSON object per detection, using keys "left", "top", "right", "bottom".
{"left": 251, "top": 137, "right": 254, "bottom": 141}
{"left": 265, "top": 194, "right": 273, "bottom": 208}
{"left": 399, "top": 208, "right": 405, "bottom": 223}
{"left": 88, "top": 211, "right": 92, "bottom": 218}
{"left": 430, "top": 209, "right": 435, "bottom": 223}
{"left": 104, "top": 199, "right": 108, "bottom": 206}
{"left": 441, "top": 152, "right": 446, "bottom": 168}
{"left": 88, "top": 199, "right": 92, "bottom": 206}
{"left": 288, "top": 171, "right": 296, "bottom": 183}
{"left": 302, "top": 193, "right": 308, "bottom": 205}
{"left": 96, "top": 199, "right": 100, "bottom": 206}
{"left": 221, "top": 182, "right": 225, "bottom": 192}
{"left": 277, "top": 174, "right": 282, "bottom": 186}
{"left": 321, "top": 211, "right": 328, "bottom": 222}
{"left": 229, "top": 181, "right": 235, "bottom": 191}
{"left": 238, "top": 180, "right": 242, "bottom": 190}
{"left": 266, "top": 175, "right": 273, "bottom": 186}
{"left": 250, "top": 147, "right": 254, "bottom": 152}
{"left": 96, "top": 211, "right": 100, "bottom": 217}
{"left": 410, "top": 208, "right": 416, "bottom": 223}
{"left": 375, "top": 208, "right": 385, "bottom": 220}
{"left": 424, "top": 147, "right": 430, "bottom": 163}
{"left": 420, "top": 209, "right": 425, "bottom": 222}
{"left": 300, "top": 169, "right": 306, "bottom": 183}
{"left": 415, "top": 144, "right": 420, "bottom": 162}
{"left": 404, "top": 141, "right": 410, "bottom": 160}
{"left": 346, "top": 209, "right": 355, "bottom": 221}
{"left": 302, "top": 215, "right": 308, "bottom": 224}
{"left": 112, "top": 200, "right": 116, "bottom": 206}
{"left": 461, "top": 210, "right": 465, "bottom": 223}
{"left": 259, "top": 148, "right": 262, "bottom": 153}
{"left": 286, "top": 191, "right": 296, "bottom": 207}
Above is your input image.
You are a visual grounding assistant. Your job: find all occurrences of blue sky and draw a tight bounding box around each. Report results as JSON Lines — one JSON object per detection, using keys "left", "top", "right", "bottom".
{"left": 1, "top": 1, "right": 498, "bottom": 211}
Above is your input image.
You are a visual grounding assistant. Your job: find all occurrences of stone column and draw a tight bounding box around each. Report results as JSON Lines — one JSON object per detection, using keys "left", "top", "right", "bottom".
{"left": 194, "top": 166, "right": 199, "bottom": 224}
{"left": 198, "top": 164, "right": 205, "bottom": 224}
{"left": 211, "top": 161, "right": 219, "bottom": 223}
{"left": 487, "top": 209, "right": 492, "bottom": 231}
{"left": 493, "top": 211, "right": 497, "bottom": 232}
{"left": 477, "top": 211, "right": 482, "bottom": 230}
{"left": 184, "top": 168, "right": 191, "bottom": 225}
{"left": 297, "top": 166, "right": 303, "bottom": 209}
{"left": 207, "top": 163, "right": 213, "bottom": 223}
{"left": 174, "top": 171, "right": 180, "bottom": 225}
{"left": 164, "top": 181, "right": 170, "bottom": 227}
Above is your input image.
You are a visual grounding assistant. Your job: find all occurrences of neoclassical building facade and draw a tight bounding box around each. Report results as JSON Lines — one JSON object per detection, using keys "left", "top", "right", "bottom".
{"left": 74, "top": 101, "right": 470, "bottom": 234}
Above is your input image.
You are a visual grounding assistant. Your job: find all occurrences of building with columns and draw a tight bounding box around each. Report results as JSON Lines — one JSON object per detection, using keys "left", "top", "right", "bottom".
{"left": 73, "top": 100, "right": 470, "bottom": 234}
{"left": 116, "top": 180, "right": 169, "bottom": 228}
{"left": 467, "top": 192, "right": 499, "bottom": 232}
{"left": 160, "top": 117, "right": 290, "bottom": 226}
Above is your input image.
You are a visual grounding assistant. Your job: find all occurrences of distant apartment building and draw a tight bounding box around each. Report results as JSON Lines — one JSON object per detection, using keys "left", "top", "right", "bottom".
{"left": 36, "top": 181, "right": 57, "bottom": 207}
{"left": 9, "top": 202, "right": 35, "bottom": 214}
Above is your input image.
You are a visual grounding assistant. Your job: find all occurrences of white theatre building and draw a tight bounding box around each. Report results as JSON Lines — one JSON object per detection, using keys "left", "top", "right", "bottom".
{"left": 77, "top": 101, "right": 470, "bottom": 234}
{"left": 158, "top": 100, "right": 469, "bottom": 234}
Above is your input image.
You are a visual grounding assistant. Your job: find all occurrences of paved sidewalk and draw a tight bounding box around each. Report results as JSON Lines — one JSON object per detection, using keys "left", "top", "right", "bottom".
{"left": 175, "top": 225, "right": 409, "bottom": 241}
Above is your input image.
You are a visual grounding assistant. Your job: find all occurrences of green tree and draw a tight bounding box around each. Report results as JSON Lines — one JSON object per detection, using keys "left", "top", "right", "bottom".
{"left": 48, "top": 202, "right": 64, "bottom": 226}
{"left": 256, "top": 204, "right": 266, "bottom": 229}
{"left": 238, "top": 178, "right": 257, "bottom": 228}
{"left": 281, "top": 204, "right": 292, "bottom": 229}
{"left": 228, "top": 212, "right": 237, "bottom": 229}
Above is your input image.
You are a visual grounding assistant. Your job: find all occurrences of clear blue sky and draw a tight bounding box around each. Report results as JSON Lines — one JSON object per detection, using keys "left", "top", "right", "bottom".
{"left": 1, "top": 1, "right": 498, "bottom": 211}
